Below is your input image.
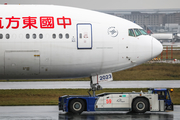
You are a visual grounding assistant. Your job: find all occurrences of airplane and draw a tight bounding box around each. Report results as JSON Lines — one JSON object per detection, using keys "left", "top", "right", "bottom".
{"left": 144, "top": 25, "right": 180, "bottom": 43}
{"left": 0, "top": 5, "right": 162, "bottom": 92}
{"left": 151, "top": 33, "right": 180, "bottom": 43}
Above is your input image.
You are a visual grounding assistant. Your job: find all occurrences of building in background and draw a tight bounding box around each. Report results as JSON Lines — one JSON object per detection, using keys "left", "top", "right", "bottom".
{"left": 105, "top": 10, "right": 180, "bottom": 33}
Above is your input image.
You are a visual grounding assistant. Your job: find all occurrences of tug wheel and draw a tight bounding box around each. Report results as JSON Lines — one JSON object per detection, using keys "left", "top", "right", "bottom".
{"left": 69, "top": 99, "right": 85, "bottom": 114}
{"left": 133, "top": 98, "right": 148, "bottom": 113}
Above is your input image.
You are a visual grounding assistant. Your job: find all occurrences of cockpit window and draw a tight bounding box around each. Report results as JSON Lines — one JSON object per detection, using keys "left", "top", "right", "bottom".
{"left": 129, "top": 29, "right": 135, "bottom": 37}
{"left": 128, "top": 28, "right": 148, "bottom": 37}
{"left": 139, "top": 29, "right": 148, "bottom": 35}
{"left": 134, "top": 29, "right": 142, "bottom": 36}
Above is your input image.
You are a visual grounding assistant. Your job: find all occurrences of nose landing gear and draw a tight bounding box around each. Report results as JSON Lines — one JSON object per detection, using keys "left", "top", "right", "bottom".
{"left": 88, "top": 77, "right": 103, "bottom": 97}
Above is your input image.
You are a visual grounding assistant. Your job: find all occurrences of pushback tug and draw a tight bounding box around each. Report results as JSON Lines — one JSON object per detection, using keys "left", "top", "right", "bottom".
{"left": 59, "top": 88, "right": 173, "bottom": 114}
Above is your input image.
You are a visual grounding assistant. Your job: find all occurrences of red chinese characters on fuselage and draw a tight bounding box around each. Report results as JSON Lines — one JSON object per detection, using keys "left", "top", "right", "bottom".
{"left": 40, "top": 16, "right": 54, "bottom": 29}
{"left": 22, "top": 16, "right": 38, "bottom": 29}
{"left": 0, "top": 16, "right": 71, "bottom": 29}
{"left": 6, "top": 16, "right": 20, "bottom": 29}
{"left": 57, "top": 16, "right": 71, "bottom": 29}
{"left": 0, "top": 17, "right": 4, "bottom": 28}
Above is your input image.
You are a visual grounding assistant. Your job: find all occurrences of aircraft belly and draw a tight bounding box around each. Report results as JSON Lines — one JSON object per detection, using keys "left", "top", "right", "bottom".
{"left": 50, "top": 63, "right": 101, "bottom": 78}
{"left": 0, "top": 62, "right": 101, "bottom": 79}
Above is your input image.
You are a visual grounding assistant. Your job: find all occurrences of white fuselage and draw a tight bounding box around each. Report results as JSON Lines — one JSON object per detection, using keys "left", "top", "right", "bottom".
{"left": 0, "top": 5, "right": 162, "bottom": 79}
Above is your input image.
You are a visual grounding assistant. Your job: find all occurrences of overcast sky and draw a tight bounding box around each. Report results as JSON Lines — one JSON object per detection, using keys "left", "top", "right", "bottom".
{"left": 0, "top": 0, "right": 180, "bottom": 11}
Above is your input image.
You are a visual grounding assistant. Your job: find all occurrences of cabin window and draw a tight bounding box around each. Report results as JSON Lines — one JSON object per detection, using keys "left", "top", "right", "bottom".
{"left": 59, "top": 34, "right": 63, "bottom": 39}
{"left": 6, "top": 34, "right": 10, "bottom": 39}
{"left": 139, "top": 29, "right": 148, "bottom": 35}
{"left": 129, "top": 29, "right": 135, "bottom": 37}
{"left": 0, "top": 34, "right": 3, "bottom": 39}
{"left": 39, "top": 34, "right": 43, "bottom": 39}
{"left": 26, "top": 34, "right": 30, "bottom": 39}
{"left": 79, "top": 33, "right": 82, "bottom": 38}
{"left": 52, "top": 34, "right": 56, "bottom": 39}
{"left": 33, "top": 34, "right": 36, "bottom": 39}
{"left": 65, "top": 33, "right": 69, "bottom": 39}
{"left": 134, "top": 29, "right": 142, "bottom": 36}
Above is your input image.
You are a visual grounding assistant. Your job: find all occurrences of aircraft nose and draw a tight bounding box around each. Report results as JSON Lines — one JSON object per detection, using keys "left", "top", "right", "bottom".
{"left": 152, "top": 37, "right": 163, "bottom": 58}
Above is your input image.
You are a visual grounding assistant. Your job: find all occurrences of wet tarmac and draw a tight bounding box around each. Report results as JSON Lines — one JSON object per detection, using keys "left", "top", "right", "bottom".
{"left": 0, "top": 105, "right": 179, "bottom": 120}
{"left": 0, "top": 80, "right": 180, "bottom": 89}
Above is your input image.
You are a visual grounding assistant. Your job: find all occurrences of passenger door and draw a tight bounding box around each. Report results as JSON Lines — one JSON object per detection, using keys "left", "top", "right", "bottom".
{"left": 77, "top": 23, "right": 92, "bottom": 49}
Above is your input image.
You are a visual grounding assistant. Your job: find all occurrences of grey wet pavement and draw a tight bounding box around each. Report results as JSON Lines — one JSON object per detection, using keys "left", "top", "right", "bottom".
{"left": 0, "top": 80, "right": 180, "bottom": 89}
{"left": 0, "top": 105, "right": 179, "bottom": 120}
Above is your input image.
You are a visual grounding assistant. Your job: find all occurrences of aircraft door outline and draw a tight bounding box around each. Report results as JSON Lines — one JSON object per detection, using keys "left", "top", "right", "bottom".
{"left": 77, "top": 23, "right": 92, "bottom": 49}
{"left": 4, "top": 50, "right": 40, "bottom": 76}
